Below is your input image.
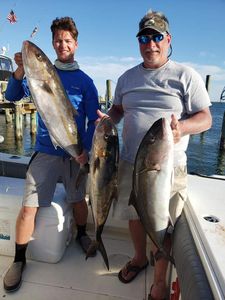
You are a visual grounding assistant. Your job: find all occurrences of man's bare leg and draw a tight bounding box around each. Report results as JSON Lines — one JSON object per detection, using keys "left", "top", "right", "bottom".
{"left": 149, "top": 236, "right": 171, "bottom": 299}
{"left": 16, "top": 206, "right": 38, "bottom": 244}
{"left": 119, "top": 219, "right": 149, "bottom": 282}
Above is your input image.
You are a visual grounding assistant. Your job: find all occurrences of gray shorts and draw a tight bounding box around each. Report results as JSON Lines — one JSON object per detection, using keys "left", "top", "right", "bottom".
{"left": 113, "top": 159, "right": 187, "bottom": 224}
{"left": 23, "top": 152, "right": 87, "bottom": 207}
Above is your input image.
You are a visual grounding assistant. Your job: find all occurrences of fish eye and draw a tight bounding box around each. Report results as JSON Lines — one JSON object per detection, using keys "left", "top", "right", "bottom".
{"left": 104, "top": 134, "right": 109, "bottom": 140}
{"left": 36, "top": 53, "right": 42, "bottom": 61}
{"left": 149, "top": 136, "right": 155, "bottom": 143}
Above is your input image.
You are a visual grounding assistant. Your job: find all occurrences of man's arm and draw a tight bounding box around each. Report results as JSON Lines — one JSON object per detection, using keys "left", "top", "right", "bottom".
{"left": 97, "top": 104, "right": 124, "bottom": 124}
{"left": 171, "top": 107, "right": 212, "bottom": 144}
{"left": 5, "top": 52, "right": 28, "bottom": 101}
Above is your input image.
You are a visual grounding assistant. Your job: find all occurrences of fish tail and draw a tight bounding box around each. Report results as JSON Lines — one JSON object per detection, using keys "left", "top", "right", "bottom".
{"left": 86, "top": 240, "right": 98, "bottom": 260}
{"left": 75, "top": 163, "right": 89, "bottom": 189}
{"left": 128, "top": 189, "right": 136, "bottom": 206}
{"left": 96, "top": 226, "right": 109, "bottom": 270}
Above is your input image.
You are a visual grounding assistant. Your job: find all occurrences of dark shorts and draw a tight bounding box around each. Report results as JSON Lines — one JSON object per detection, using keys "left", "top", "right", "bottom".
{"left": 23, "top": 152, "right": 87, "bottom": 207}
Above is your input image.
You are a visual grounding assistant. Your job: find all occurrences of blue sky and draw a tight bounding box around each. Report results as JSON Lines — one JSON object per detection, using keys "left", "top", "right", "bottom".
{"left": 1, "top": 0, "right": 225, "bottom": 101}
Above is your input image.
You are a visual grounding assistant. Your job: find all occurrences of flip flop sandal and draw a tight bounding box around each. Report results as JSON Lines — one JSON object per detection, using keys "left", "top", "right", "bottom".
{"left": 118, "top": 260, "right": 149, "bottom": 283}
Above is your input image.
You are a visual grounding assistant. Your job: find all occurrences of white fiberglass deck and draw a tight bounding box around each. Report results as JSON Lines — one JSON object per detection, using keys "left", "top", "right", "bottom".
{"left": 0, "top": 173, "right": 153, "bottom": 300}
{"left": 0, "top": 228, "right": 153, "bottom": 300}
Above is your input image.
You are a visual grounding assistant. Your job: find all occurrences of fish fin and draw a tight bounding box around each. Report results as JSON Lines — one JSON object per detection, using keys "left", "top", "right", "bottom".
{"left": 96, "top": 225, "right": 109, "bottom": 270}
{"left": 128, "top": 189, "right": 136, "bottom": 206}
{"left": 98, "top": 237, "right": 109, "bottom": 270}
{"left": 49, "top": 134, "right": 59, "bottom": 149}
{"left": 71, "top": 105, "right": 79, "bottom": 117}
{"left": 75, "top": 163, "right": 89, "bottom": 189}
{"left": 152, "top": 163, "right": 161, "bottom": 171}
{"left": 150, "top": 251, "right": 155, "bottom": 266}
{"left": 171, "top": 168, "right": 174, "bottom": 184}
{"left": 42, "top": 82, "right": 54, "bottom": 95}
{"left": 112, "top": 184, "right": 118, "bottom": 202}
{"left": 138, "top": 167, "right": 148, "bottom": 175}
{"left": 93, "top": 157, "right": 100, "bottom": 173}
{"left": 138, "top": 164, "right": 160, "bottom": 174}
{"left": 169, "top": 191, "right": 184, "bottom": 227}
{"left": 86, "top": 240, "right": 98, "bottom": 260}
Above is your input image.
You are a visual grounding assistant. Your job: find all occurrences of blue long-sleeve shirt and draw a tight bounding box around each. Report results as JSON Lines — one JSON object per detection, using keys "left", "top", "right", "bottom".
{"left": 5, "top": 67, "right": 99, "bottom": 157}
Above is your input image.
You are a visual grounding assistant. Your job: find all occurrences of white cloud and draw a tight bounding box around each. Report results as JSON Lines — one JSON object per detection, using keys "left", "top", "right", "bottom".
{"left": 182, "top": 62, "right": 225, "bottom": 101}
{"left": 78, "top": 56, "right": 141, "bottom": 97}
{"left": 78, "top": 56, "right": 225, "bottom": 102}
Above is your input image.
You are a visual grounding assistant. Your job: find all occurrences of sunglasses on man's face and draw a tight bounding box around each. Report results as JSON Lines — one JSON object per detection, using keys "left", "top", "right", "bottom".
{"left": 138, "top": 33, "right": 164, "bottom": 44}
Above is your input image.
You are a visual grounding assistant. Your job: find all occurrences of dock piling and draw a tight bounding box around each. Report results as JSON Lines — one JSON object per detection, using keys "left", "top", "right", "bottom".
{"left": 219, "top": 111, "right": 225, "bottom": 151}
{"left": 30, "top": 110, "right": 37, "bottom": 135}
{"left": 4, "top": 108, "right": 13, "bottom": 123}
{"left": 15, "top": 104, "right": 23, "bottom": 140}
{"left": 105, "top": 79, "right": 112, "bottom": 109}
{"left": 205, "top": 75, "right": 211, "bottom": 92}
{"left": 0, "top": 100, "right": 37, "bottom": 139}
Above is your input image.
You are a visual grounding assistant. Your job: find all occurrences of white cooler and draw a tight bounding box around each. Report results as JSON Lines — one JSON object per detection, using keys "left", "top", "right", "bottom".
{"left": 0, "top": 176, "right": 74, "bottom": 263}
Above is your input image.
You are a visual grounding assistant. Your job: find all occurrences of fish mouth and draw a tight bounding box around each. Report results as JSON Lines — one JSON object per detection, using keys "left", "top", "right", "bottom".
{"left": 22, "top": 40, "right": 50, "bottom": 80}
{"left": 162, "top": 118, "right": 166, "bottom": 129}
{"left": 22, "top": 41, "right": 29, "bottom": 62}
{"left": 22, "top": 40, "right": 34, "bottom": 56}
{"left": 161, "top": 118, "right": 172, "bottom": 140}
{"left": 98, "top": 116, "right": 115, "bottom": 135}
{"left": 22, "top": 40, "right": 29, "bottom": 48}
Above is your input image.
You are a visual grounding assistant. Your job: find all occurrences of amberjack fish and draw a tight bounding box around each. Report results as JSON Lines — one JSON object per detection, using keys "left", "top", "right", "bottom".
{"left": 86, "top": 116, "right": 119, "bottom": 270}
{"left": 22, "top": 40, "right": 87, "bottom": 177}
{"left": 129, "top": 118, "right": 174, "bottom": 262}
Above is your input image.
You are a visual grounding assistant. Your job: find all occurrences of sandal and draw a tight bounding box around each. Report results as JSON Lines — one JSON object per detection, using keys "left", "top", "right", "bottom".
{"left": 118, "top": 260, "right": 149, "bottom": 283}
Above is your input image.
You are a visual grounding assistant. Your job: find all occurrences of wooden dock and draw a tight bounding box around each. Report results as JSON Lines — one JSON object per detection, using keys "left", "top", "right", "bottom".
{"left": 0, "top": 100, "right": 36, "bottom": 140}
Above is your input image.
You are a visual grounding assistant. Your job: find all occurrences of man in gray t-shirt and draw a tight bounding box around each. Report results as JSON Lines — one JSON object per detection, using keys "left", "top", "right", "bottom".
{"left": 98, "top": 9, "right": 212, "bottom": 300}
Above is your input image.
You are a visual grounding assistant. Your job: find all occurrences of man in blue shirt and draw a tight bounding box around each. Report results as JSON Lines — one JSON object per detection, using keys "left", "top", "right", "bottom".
{"left": 3, "top": 16, "right": 99, "bottom": 292}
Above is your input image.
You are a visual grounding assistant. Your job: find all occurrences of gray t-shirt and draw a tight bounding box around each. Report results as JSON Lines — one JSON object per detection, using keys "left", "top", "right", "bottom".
{"left": 113, "top": 60, "right": 211, "bottom": 166}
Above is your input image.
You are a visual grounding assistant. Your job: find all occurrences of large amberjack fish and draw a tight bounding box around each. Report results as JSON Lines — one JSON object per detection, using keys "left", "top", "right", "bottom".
{"left": 86, "top": 116, "right": 119, "bottom": 270}
{"left": 22, "top": 41, "right": 87, "bottom": 176}
{"left": 129, "top": 118, "right": 174, "bottom": 262}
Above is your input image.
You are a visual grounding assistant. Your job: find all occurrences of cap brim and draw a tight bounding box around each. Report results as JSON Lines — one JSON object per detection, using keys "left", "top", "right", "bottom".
{"left": 136, "top": 27, "right": 163, "bottom": 37}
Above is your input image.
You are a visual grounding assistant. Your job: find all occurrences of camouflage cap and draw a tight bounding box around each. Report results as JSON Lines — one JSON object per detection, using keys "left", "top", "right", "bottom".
{"left": 136, "top": 11, "right": 170, "bottom": 37}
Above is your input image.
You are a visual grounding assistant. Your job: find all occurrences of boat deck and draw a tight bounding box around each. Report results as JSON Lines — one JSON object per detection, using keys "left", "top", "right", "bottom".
{"left": 0, "top": 223, "right": 153, "bottom": 300}
{"left": 0, "top": 153, "right": 154, "bottom": 300}
{"left": 0, "top": 153, "right": 225, "bottom": 299}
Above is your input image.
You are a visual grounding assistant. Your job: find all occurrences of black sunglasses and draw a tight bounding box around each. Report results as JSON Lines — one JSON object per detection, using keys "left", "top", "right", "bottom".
{"left": 138, "top": 34, "right": 164, "bottom": 44}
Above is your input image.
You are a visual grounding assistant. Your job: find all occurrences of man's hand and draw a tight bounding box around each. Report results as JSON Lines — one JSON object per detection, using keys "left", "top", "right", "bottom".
{"left": 171, "top": 114, "right": 182, "bottom": 144}
{"left": 95, "top": 109, "right": 109, "bottom": 125}
{"left": 13, "top": 52, "right": 25, "bottom": 80}
{"left": 75, "top": 150, "right": 89, "bottom": 165}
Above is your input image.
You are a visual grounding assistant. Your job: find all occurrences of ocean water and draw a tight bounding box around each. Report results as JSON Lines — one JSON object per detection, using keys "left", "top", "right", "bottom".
{"left": 186, "top": 102, "right": 225, "bottom": 176}
{"left": 0, "top": 102, "right": 225, "bottom": 175}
